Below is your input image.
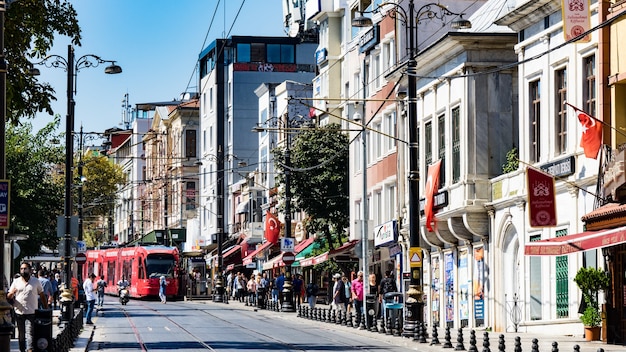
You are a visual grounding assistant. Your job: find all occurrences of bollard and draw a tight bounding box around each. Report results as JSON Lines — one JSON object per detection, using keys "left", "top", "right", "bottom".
{"left": 378, "top": 316, "right": 386, "bottom": 334}
{"left": 419, "top": 322, "right": 427, "bottom": 343}
{"left": 431, "top": 324, "right": 441, "bottom": 345}
{"left": 455, "top": 328, "right": 466, "bottom": 350}
{"left": 551, "top": 341, "right": 558, "bottom": 352}
{"left": 33, "top": 309, "right": 52, "bottom": 352}
{"left": 498, "top": 334, "right": 505, "bottom": 352}
{"left": 514, "top": 336, "right": 522, "bottom": 352}
{"left": 346, "top": 311, "right": 353, "bottom": 327}
{"left": 443, "top": 325, "right": 453, "bottom": 348}
{"left": 468, "top": 330, "right": 477, "bottom": 352}
{"left": 531, "top": 338, "right": 539, "bottom": 352}
{"left": 572, "top": 345, "right": 579, "bottom": 352}
{"left": 413, "top": 321, "right": 421, "bottom": 341}
{"left": 596, "top": 349, "right": 604, "bottom": 352}
{"left": 482, "top": 332, "right": 491, "bottom": 352}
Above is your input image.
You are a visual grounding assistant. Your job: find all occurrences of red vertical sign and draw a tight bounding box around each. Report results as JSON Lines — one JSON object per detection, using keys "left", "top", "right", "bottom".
{"left": 0, "top": 180, "right": 10, "bottom": 229}
{"left": 526, "top": 168, "right": 557, "bottom": 227}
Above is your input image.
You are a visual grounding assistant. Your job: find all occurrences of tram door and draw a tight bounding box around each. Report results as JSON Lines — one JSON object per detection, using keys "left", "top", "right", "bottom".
{"left": 190, "top": 258, "right": 207, "bottom": 296}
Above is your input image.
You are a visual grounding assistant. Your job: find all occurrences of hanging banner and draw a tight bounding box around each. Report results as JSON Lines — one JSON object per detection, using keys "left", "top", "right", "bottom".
{"left": 561, "top": 0, "right": 591, "bottom": 43}
{"left": 526, "top": 167, "right": 557, "bottom": 227}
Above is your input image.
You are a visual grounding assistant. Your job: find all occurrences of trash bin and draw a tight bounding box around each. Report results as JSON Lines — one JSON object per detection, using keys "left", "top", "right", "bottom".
{"left": 383, "top": 292, "right": 404, "bottom": 335}
{"left": 33, "top": 309, "right": 52, "bottom": 352}
{"left": 365, "top": 294, "right": 377, "bottom": 329}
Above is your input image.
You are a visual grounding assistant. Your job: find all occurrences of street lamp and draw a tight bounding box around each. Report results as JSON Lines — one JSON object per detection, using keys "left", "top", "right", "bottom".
{"left": 353, "top": 0, "right": 471, "bottom": 337}
{"left": 32, "top": 44, "right": 121, "bottom": 324}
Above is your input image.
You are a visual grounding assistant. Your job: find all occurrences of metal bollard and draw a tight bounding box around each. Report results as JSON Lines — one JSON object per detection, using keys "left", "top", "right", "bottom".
{"left": 455, "top": 328, "right": 466, "bottom": 350}
{"left": 33, "top": 309, "right": 52, "bottom": 352}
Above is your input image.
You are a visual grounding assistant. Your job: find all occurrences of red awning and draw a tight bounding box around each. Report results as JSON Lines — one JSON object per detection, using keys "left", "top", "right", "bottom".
{"left": 222, "top": 245, "right": 241, "bottom": 259}
{"left": 242, "top": 241, "right": 274, "bottom": 265}
{"left": 298, "top": 239, "right": 359, "bottom": 267}
{"left": 295, "top": 236, "right": 315, "bottom": 253}
{"left": 524, "top": 226, "right": 626, "bottom": 256}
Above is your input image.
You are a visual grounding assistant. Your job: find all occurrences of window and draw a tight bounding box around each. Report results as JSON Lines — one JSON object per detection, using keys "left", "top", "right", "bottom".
{"left": 185, "top": 130, "right": 197, "bottom": 158}
{"left": 372, "top": 52, "right": 381, "bottom": 90}
{"left": 438, "top": 114, "right": 446, "bottom": 187}
{"left": 425, "top": 121, "right": 433, "bottom": 167}
{"left": 382, "top": 39, "right": 395, "bottom": 74}
{"left": 583, "top": 55, "right": 596, "bottom": 116}
{"left": 267, "top": 44, "right": 295, "bottom": 63}
{"left": 452, "top": 107, "right": 460, "bottom": 183}
{"left": 385, "top": 184, "right": 396, "bottom": 220}
{"left": 185, "top": 182, "right": 196, "bottom": 211}
{"left": 374, "top": 121, "right": 382, "bottom": 158}
{"left": 236, "top": 43, "right": 250, "bottom": 62}
{"left": 555, "top": 229, "right": 569, "bottom": 319}
{"left": 384, "top": 112, "right": 396, "bottom": 151}
{"left": 529, "top": 80, "right": 541, "bottom": 163}
{"left": 529, "top": 234, "right": 542, "bottom": 320}
{"left": 555, "top": 68, "right": 567, "bottom": 155}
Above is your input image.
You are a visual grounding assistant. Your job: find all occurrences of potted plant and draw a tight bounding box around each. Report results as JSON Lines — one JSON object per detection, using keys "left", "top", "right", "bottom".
{"left": 574, "top": 267, "right": 610, "bottom": 341}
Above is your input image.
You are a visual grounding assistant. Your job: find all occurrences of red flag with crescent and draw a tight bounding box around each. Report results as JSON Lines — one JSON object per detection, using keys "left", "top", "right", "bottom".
{"left": 265, "top": 211, "right": 281, "bottom": 244}
{"left": 577, "top": 110, "right": 602, "bottom": 159}
{"left": 424, "top": 160, "right": 442, "bottom": 232}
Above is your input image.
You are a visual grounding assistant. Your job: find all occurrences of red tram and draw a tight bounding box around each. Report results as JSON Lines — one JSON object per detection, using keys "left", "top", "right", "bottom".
{"left": 82, "top": 245, "right": 180, "bottom": 298}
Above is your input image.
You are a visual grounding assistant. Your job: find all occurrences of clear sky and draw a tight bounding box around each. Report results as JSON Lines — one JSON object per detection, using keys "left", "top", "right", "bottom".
{"left": 31, "top": 0, "right": 287, "bottom": 135}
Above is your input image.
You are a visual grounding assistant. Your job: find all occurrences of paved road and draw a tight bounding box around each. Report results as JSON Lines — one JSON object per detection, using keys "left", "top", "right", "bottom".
{"left": 11, "top": 296, "right": 626, "bottom": 351}
{"left": 87, "top": 297, "right": 418, "bottom": 351}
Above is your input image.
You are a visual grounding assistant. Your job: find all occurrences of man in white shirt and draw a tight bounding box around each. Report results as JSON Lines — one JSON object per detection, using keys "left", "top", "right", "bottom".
{"left": 8, "top": 262, "right": 48, "bottom": 352}
{"left": 83, "top": 273, "right": 97, "bottom": 324}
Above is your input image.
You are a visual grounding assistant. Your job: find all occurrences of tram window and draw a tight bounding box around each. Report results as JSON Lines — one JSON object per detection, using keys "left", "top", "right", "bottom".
{"left": 138, "top": 257, "right": 145, "bottom": 279}
{"left": 146, "top": 254, "right": 176, "bottom": 279}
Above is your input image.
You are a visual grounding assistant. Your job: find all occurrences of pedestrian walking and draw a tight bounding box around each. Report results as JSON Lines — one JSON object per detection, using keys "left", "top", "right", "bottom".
{"left": 332, "top": 273, "right": 347, "bottom": 313}
{"left": 37, "top": 269, "right": 53, "bottom": 309}
{"left": 342, "top": 274, "right": 352, "bottom": 313}
{"left": 351, "top": 271, "right": 365, "bottom": 316}
{"left": 379, "top": 270, "right": 398, "bottom": 323}
{"left": 83, "top": 273, "right": 97, "bottom": 324}
{"left": 292, "top": 274, "right": 303, "bottom": 307}
{"left": 247, "top": 274, "right": 257, "bottom": 305}
{"left": 159, "top": 275, "right": 167, "bottom": 303}
{"left": 305, "top": 280, "right": 319, "bottom": 309}
{"left": 7, "top": 262, "right": 48, "bottom": 352}
{"left": 96, "top": 275, "right": 107, "bottom": 308}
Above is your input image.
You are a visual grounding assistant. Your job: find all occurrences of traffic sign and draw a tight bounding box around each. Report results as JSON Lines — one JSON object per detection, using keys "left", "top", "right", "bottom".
{"left": 409, "top": 247, "right": 422, "bottom": 268}
{"left": 282, "top": 251, "right": 295, "bottom": 265}
{"left": 75, "top": 252, "right": 87, "bottom": 264}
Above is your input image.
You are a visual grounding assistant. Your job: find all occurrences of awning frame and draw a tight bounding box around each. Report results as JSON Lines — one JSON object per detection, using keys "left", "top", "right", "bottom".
{"left": 524, "top": 226, "right": 626, "bottom": 256}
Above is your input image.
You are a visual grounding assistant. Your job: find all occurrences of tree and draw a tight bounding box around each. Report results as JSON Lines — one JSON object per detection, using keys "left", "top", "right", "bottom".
{"left": 273, "top": 123, "right": 349, "bottom": 251}
{"left": 5, "top": 0, "right": 81, "bottom": 124}
{"left": 6, "top": 118, "right": 64, "bottom": 256}
{"left": 77, "top": 152, "right": 125, "bottom": 247}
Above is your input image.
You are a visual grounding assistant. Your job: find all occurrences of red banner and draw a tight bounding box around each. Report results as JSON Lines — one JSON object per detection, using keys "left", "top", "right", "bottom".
{"left": 265, "top": 211, "right": 281, "bottom": 244}
{"left": 425, "top": 160, "right": 442, "bottom": 232}
{"left": 526, "top": 167, "right": 557, "bottom": 227}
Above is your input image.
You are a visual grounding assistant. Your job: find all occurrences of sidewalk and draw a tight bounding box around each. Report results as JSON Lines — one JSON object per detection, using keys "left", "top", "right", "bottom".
{"left": 210, "top": 299, "right": 626, "bottom": 352}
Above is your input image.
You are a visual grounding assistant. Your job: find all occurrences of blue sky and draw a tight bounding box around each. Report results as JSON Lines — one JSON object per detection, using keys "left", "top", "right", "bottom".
{"left": 31, "top": 0, "right": 287, "bottom": 135}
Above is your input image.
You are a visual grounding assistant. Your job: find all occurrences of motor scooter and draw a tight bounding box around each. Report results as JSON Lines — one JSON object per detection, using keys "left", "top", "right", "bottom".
{"left": 118, "top": 281, "right": 130, "bottom": 305}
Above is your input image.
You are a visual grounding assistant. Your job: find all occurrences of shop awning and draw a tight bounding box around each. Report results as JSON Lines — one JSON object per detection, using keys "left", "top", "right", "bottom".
{"left": 235, "top": 200, "right": 249, "bottom": 214}
{"left": 242, "top": 241, "right": 274, "bottom": 265}
{"left": 222, "top": 245, "right": 242, "bottom": 259}
{"left": 298, "top": 239, "right": 359, "bottom": 267}
{"left": 262, "top": 254, "right": 284, "bottom": 270}
{"left": 295, "top": 237, "right": 315, "bottom": 253}
{"left": 524, "top": 226, "right": 626, "bottom": 256}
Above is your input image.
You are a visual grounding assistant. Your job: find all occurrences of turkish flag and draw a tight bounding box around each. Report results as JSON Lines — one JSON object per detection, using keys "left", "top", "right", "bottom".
{"left": 424, "top": 160, "right": 442, "bottom": 232}
{"left": 265, "top": 211, "right": 281, "bottom": 244}
{"left": 578, "top": 110, "right": 602, "bottom": 159}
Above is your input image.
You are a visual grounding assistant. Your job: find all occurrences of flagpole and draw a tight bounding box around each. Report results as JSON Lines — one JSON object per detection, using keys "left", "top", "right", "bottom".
{"left": 564, "top": 101, "right": 626, "bottom": 139}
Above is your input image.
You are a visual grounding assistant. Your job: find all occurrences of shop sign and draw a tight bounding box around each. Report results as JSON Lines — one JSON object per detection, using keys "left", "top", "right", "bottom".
{"left": 539, "top": 156, "right": 575, "bottom": 178}
{"left": 315, "top": 48, "right": 327, "bottom": 65}
{"left": 359, "top": 25, "right": 379, "bottom": 53}
{"left": 374, "top": 219, "right": 397, "bottom": 247}
{"left": 419, "top": 190, "right": 448, "bottom": 212}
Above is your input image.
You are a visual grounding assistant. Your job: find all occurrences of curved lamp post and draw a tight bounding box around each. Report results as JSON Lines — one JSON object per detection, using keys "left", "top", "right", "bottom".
{"left": 353, "top": 0, "right": 471, "bottom": 337}
{"left": 32, "top": 45, "right": 121, "bottom": 325}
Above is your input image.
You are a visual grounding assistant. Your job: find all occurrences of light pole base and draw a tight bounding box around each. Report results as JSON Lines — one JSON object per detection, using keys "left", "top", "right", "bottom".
{"left": 403, "top": 299, "right": 423, "bottom": 338}
{"left": 59, "top": 289, "right": 74, "bottom": 326}
{"left": 213, "top": 276, "right": 225, "bottom": 303}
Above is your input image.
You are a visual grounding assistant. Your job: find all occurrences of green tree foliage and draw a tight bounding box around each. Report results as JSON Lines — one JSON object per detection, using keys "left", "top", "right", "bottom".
{"left": 5, "top": 0, "right": 81, "bottom": 123}
{"left": 6, "top": 118, "right": 64, "bottom": 256}
{"left": 502, "top": 147, "right": 519, "bottom": 173}
{"left": 273, "top": 123, "right": 349, "bottom": 251}
{"left": 78, "top": 152, "right": 125, "bottom": 247}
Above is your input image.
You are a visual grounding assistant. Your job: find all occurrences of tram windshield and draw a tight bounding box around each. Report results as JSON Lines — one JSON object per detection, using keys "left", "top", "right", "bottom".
{"left": 146, "top": 254, "right": 176, "bottom": 279}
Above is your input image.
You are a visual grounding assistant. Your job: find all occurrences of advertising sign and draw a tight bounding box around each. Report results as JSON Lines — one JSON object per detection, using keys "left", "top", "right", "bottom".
{"left": 0, "top": 180, "right": 9, "bottom": 229}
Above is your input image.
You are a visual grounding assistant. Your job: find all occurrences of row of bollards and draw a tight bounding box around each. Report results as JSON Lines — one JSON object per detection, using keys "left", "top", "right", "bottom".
{"left": 292, "top": 305, "right": 604, "bottom": 352}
